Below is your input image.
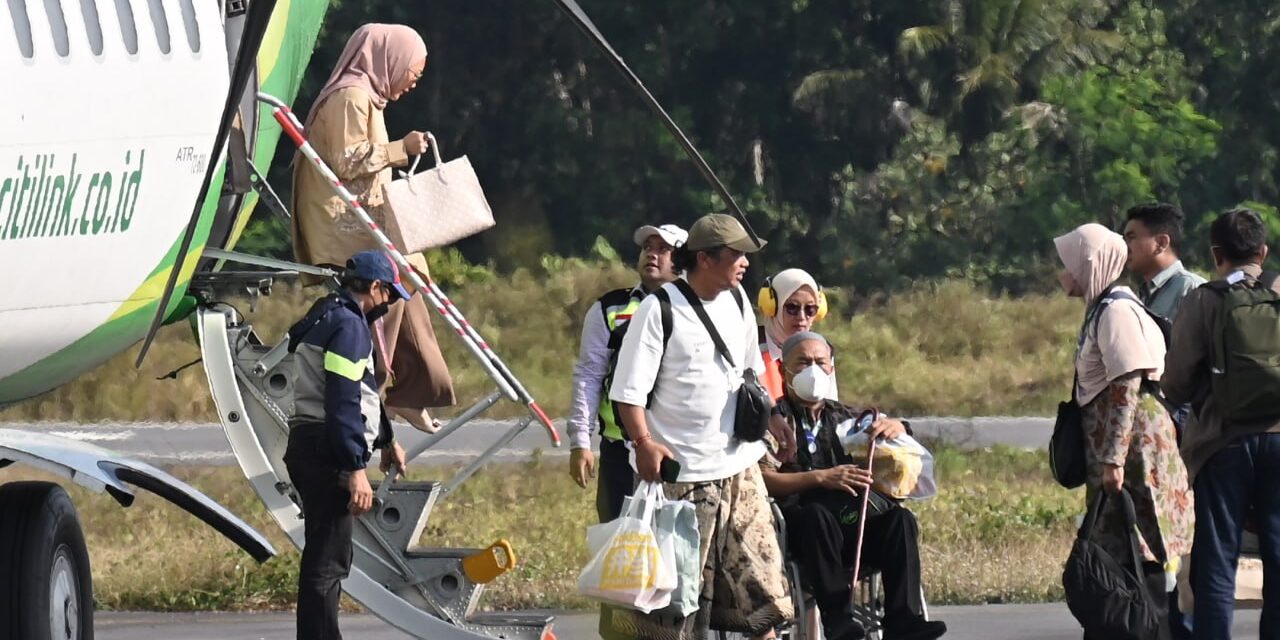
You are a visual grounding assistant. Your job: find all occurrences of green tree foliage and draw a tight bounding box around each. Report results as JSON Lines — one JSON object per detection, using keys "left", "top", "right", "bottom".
{"left": 241, "top": 0, "right": 1272, "bottom": 294}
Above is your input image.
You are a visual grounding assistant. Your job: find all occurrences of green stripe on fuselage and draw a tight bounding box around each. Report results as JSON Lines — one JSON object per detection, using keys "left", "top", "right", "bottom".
{"left": 225, "top": 0, "right": 330, "bottom": 250}
{"left": 0, "top": 167, "right": 224, "bottom": 404}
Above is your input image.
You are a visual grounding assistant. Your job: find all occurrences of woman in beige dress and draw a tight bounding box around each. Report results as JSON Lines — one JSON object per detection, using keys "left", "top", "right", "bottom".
{"left": 293, "top": 24, "right": 455, "bottom": 431}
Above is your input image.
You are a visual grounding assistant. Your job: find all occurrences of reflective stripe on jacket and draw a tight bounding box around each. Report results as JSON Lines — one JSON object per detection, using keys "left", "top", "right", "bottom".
{"left": 288, "top": 292, "right": 387, "bottom": 470}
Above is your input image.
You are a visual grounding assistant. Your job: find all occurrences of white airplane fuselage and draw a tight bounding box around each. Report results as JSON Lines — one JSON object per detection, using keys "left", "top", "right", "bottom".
{"left": 0, "top": 0, "right": 229, "bottom": 403}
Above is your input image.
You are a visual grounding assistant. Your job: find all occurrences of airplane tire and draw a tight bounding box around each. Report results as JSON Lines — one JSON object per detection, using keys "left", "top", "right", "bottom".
{"left": 0, "top": 481, "right": 94, "bottom": 640}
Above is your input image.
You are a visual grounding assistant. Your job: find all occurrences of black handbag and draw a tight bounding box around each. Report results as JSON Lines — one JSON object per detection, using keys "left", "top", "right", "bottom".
{"left": 673, "top": 280, "right": 771, "bottom": 442}
{"left": 1063, "top": 490, "right": 1162, "bottom": 640}
{"left": 1051, "top": 373, "right": 1086, "bottom": 489}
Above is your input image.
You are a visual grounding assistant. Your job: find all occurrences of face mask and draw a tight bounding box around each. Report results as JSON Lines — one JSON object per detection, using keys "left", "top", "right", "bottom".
{"left": 365, "top": 302, "right": 392, "bottom": 323}
{"left": 789, "top": 364, "right": 831, "bottom": 403}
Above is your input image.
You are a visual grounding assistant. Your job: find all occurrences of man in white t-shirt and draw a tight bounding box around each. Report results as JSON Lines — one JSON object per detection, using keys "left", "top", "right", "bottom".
{"left": 606, "top": 213, "right": 794, "bottom": 640}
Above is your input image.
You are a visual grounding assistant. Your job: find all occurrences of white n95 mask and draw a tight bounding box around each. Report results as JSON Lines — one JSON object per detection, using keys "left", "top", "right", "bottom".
{"left": 789, "top": 364, "right": 831, "bottom": 402}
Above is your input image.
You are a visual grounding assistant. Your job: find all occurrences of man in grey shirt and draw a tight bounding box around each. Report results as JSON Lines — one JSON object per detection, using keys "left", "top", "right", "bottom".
{"left": 1122, "top": 202, "right": 1202, "bottom": 640}
{"left": 1123, "top": 202, "right": 1206, "bottom": 323}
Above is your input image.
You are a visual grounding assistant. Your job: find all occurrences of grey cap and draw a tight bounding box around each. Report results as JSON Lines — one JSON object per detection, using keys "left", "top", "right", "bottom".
{"left": 781, "top": 331, "right": 832, "bottom": 360}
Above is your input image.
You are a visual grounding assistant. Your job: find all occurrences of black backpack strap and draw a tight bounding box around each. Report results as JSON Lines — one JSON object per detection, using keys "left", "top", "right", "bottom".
{"left": 673, "top": 279, "right": 736, "bottom": 368}
{"left": 655, "top": 288, "right": 673, "bottom": 351}
{"left": 646, "top": 288, "right": 676, "bottom": 411}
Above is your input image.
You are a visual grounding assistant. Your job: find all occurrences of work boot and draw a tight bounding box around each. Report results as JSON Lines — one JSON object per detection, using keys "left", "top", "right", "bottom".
{"left": 821, "top": 614, "right": 866, "bottom": 640}
{"left": 388, "top": 406, "right": 442, "bottom": 433}
{"left": 885, "top": 619, "right": 946, "bottom": 640}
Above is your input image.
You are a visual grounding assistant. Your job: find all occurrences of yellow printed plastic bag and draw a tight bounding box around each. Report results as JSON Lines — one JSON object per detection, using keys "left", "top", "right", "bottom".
{"left": 840, "top": 431, "right": 937, "bottom": 500}
{"left": 577, "top": 483, "right": 676, "bottom": 612}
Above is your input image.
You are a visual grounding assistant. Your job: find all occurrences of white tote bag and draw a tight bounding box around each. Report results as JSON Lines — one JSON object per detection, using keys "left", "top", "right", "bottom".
{"left": 381, "top": 133, "right": 496, "bottom": 253}
{"left": 578, "top": 482, "right": 677, "bottom": 613}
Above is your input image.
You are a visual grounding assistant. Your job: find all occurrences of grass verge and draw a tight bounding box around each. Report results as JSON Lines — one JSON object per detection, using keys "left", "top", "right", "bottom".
{"left": 0, "top": 445, "right": 1079, "bottom": 611}
{"left": 0, "top": 267, "right": 1081, "bottom": 422}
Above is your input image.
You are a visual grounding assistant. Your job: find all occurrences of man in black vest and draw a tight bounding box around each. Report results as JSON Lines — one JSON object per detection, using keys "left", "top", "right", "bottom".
{"left": 759, "top": 331, "right": 946, "bottom": 640}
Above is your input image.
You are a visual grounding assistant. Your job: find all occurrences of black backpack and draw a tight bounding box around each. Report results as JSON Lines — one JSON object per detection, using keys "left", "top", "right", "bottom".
{"left": 1063, "top": 489, "right": 1163, "bottom": 640}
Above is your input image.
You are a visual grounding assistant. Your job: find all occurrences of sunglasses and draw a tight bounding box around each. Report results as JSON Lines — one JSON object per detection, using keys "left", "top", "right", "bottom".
{"left": 784, "top": 302, "right": 820, "bottom": 318}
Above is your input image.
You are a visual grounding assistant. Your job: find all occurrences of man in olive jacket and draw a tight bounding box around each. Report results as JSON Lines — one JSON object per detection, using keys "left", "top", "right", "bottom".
{"left": 1162, "top": 208, "right": 1280, "bottom": 639}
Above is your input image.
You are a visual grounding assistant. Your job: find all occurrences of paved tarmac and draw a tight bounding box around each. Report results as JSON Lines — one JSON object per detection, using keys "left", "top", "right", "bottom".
{"left": 0, "top": 416, "right": 1054, "bottom": 467}
{"left": 97, "top": 604, "right": 1261, "bottom": 639}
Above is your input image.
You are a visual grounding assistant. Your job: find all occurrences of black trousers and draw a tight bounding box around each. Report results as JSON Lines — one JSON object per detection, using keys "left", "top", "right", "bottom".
{"left": 284, "top": 426, "right": 354, "bottom": 640}
{"left": 782, "top": 490, "right": 927, "bottom": 631}
{"left": 595, "top": 437, "right": 636, "bottom": 523}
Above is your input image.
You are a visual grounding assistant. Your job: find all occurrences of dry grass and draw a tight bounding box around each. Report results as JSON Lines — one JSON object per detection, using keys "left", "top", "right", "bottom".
{"left": 0, "top": 446, "right": 1081, "bottom": 611}
{"left": 0, "top": 266, "right": 1081, "bottom": 423}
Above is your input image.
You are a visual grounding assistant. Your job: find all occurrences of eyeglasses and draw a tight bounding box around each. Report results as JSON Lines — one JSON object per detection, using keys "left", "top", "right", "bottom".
{"left": 784, "top": 302, "right": 820, "bottom": 318}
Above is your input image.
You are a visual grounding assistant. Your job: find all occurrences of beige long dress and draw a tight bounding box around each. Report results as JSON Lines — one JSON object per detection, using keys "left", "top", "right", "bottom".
{"left": 292, "top": 86, "right": 456, "bottom": 409}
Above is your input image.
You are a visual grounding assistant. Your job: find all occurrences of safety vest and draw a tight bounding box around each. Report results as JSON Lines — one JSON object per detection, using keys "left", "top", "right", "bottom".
{"left": 598, "top": 286, "right": 645, "bottom": 441}
{"left": 758, "top": 326, "right": 786, "bottom": 402}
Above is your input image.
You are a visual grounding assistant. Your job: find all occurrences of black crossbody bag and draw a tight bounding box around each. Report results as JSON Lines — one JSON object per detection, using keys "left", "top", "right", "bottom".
{"left": 671, "top": 280, "right": 772, "bottom": 442}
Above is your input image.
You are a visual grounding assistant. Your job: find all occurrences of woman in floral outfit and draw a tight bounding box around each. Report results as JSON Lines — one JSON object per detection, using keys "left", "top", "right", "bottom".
{"left": 1054, "top": 223, "right": 1194, "bottom": 640}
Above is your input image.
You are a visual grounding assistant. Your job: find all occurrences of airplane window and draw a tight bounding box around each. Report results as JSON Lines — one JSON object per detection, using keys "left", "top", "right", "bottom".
{"left": 176, "top": 0, "right": 196, "bottom": 52}
{"left": 113, "top": 0, "right": 136, "bottom": 54}
{"left": 79, "top": 0, "right": 102, "bottom": 55}
{"left": 7, "top": 0, "right": 34, "bottom": 58}
{"left": 144, "top": 0, "right": 166, "bottom": 54}
{"left": 43, "top": 0, "right": 68, "bottom": 56}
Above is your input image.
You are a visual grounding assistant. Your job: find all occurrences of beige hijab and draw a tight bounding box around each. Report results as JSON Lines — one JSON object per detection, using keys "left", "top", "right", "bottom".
{"left": 765, "top": 268, "right": 821, "bottom": 349}
{"left": 1055, "top": 223, "right": 1166, "bottom": 404}
{"left": 305, "top": 24, "right": 427, "bottom": 128}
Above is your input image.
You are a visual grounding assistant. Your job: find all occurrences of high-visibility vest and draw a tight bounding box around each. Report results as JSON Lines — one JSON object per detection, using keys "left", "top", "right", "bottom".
{"left": 758, "top": 326, "right": 786, "bottom": 402}
{"left": 597, "top": 287, "right": 645, "bottom": 442}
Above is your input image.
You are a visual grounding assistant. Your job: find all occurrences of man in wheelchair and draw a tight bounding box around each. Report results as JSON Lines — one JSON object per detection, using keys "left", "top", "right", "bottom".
{"left": 758, "top": 332, "right": 946, "bottom": 640}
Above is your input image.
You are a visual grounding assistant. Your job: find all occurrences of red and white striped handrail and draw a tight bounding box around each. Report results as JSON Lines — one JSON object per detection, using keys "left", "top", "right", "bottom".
{"left": 256, "top": 92, "right": 560, "bottom": 447}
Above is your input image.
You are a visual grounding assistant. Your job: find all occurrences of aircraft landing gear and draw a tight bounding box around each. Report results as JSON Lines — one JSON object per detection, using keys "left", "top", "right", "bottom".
{"left": 0, "top": 481, "right": 94, "bottom": 640}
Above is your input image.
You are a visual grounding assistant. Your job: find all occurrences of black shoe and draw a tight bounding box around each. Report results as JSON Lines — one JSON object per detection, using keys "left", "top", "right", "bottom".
{"left": 822, "top": 615, "right": 867, "bottom": 640}
{"left": 885, "top": 619, "right": 947, "bottom": 640}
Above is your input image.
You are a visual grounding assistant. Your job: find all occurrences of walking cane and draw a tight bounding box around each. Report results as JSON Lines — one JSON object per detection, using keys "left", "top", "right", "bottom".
{"left": 850, "top": 409, "right": 880, "bottom": 598}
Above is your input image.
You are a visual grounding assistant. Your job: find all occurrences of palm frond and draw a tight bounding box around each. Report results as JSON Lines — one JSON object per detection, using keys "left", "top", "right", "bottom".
{"left": 959, "top": 54, "right": 1019, "bottom": 98}
{"left": 792, "top": 69, "right": 867, "bottom": 108}
{"left": 900, "top": 26, "right": 951, "bottom": 57}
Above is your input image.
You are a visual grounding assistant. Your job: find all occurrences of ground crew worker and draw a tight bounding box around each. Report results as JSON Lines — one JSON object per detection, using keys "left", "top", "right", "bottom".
{"left": 284, "top": 249, "right": 409, "bottom": 640}
{"left": 566, "top": 223, "right": 687, "bottom": 522}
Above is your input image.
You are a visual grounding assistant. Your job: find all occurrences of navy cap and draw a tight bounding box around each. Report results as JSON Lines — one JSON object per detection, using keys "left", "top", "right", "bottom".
{"left": 346, "top": 250, "right": 411, "bottom": 301}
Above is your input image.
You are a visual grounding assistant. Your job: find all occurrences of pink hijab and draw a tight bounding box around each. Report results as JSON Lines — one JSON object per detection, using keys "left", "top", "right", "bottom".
{"left": 305, "top": 24, "right": 427, "bottom": 127}
{"left": 1055, "top": 223, "right": 1165, "bottom": 404}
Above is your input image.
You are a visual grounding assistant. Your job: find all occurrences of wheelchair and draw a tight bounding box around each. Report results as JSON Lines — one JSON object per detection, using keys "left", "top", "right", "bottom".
{"left": 716, "top": 502, "right": 885, "bottom": 640}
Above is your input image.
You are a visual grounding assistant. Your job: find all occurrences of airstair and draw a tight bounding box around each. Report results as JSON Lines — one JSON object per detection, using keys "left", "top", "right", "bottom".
{"left": 193, "top": 92, "right": 562, "bottom": 640}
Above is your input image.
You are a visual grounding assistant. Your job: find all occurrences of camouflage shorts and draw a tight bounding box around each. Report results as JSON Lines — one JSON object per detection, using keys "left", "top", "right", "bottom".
{"left": 606, "top": 464, "right": 794, "bottom": 639}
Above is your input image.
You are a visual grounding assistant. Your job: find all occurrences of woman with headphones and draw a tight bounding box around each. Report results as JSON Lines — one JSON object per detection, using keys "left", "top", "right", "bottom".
{"left": 757, "top": 268, "right": 837, "bottom": 401}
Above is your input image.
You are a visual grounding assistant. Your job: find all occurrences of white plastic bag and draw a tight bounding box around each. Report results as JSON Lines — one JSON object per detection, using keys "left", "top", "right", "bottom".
{"left": 578, "top": 482, "right": 677, "bottom": 612}
{"left": 840, "top": 422, "right": 937, "bottom": 499}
